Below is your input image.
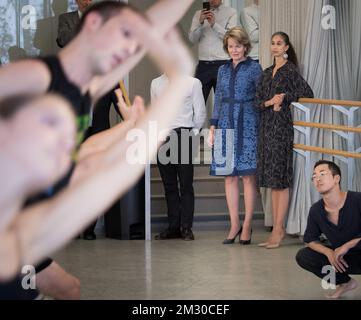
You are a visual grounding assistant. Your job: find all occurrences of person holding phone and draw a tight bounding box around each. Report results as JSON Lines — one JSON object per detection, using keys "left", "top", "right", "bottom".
{"left": 189, "top": 0, "right": 237, "bottom": 104}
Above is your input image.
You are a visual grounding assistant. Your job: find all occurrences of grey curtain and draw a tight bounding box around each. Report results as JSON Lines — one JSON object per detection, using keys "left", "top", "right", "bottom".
{"left": 0, "top": 0, "right": 78, "bottom": 63}
{"left": 288, "top": 0, "right": 361, "bottom": 235}
{"left": 259, "top": 0, "right": 311, "bottom": 69}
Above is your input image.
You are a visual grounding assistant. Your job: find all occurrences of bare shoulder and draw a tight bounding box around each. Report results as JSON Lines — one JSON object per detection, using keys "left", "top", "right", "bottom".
{"left": 0, "top": 59, "right": 51, "bottom": 96}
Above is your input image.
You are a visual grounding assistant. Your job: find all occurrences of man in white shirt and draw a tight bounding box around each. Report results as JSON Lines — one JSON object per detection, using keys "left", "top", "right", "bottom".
{"left": 240, "top": 0, "right": 259, "bottom": 61}
{"left": 151, "top": 74, "right": 206, "bottom": 241}
{"left": 188, "top": 0, "right": 237, "bottom": 103}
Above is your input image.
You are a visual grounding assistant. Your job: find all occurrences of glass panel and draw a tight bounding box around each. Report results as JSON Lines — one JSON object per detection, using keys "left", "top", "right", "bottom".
{"left": 0, "top": 0, "right": 78, "bottom": 64}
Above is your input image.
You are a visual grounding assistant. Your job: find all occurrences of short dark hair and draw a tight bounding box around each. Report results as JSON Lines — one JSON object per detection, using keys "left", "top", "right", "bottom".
{"left": 0, "top": 94, "right": 37, "bottom": 119}
{"left": 314, "top": 160, "right": 342, "bottom": 182}
{"left": 77, "top": 1, "right": 140, "bottom": 33}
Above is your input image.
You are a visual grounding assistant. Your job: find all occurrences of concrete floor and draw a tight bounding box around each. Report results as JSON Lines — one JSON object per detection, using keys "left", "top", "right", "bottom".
{"left": 54, "top": 221, "right": 361, "bottom": 300}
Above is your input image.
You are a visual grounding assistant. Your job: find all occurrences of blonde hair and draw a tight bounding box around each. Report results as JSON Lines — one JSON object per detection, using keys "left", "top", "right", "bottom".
{"left": 223, "top": 27, "right": 252, "bottom": 57}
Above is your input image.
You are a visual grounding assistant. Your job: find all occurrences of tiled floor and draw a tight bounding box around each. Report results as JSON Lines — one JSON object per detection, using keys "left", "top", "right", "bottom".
{"left": 54, "top": 221, "right": 361, "bottom": 300}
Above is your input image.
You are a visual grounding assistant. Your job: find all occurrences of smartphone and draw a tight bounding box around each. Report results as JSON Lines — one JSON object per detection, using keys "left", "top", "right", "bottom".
{"left": 203, "top": 1, "right": 210, "bottom": 11}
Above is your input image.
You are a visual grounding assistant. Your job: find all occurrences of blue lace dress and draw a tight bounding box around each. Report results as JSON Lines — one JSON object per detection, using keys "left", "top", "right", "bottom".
{"left": 210, "top": 58, "right": 262, "bottom": 176}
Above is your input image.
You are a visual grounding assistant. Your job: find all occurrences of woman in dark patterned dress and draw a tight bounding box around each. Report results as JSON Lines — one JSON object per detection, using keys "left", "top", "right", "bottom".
{"left": 208, "top": 27, "right": 262, "bottom": 245}
{"left": 255, "top": 32, "right": 314, "bottom": 249}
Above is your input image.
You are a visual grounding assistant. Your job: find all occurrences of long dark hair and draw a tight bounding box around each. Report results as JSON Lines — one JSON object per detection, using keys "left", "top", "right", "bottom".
{"left": 272, "top": 31, "right": 298, "bottom": 68}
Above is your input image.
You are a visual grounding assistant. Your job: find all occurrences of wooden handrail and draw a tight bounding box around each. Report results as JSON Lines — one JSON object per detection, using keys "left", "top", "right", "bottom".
{"left": 119, "top": 80, "right": 131, "bottom": 107}
{"left": 294, "top": 121, "right": 361, "bottom": 133}
{"left": 294, "top": 144, "right": 361, "bottom": 159}
{"left": 298, "top": 98, "right": 361, "bottom": 107}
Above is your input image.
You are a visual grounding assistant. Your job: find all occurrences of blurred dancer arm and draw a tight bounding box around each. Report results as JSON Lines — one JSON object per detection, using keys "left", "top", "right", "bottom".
{"left": 90, "top": 0, "right": 194, "bottom": 102}
{"left": 0, "top": 29, "right": 194, "bottom": 281}
{"left": 76, "top": 26, "right": 195, "bottom": 176}
{"left": 0, "top": 60, "right": 51, "bottom": 100}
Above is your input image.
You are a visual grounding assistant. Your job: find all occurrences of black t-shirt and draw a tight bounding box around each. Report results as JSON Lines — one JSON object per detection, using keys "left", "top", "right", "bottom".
{"left": 303, "top": 191, "right": 361, "bottom": 252}
{"left": 26, "top": 56, "right": 92, "bottom": 205}
{"left": 41, "top": 56, "right": 92, "bottom": 144}
{"left": 5, "top": 56, "right": 92, "bottom": 300}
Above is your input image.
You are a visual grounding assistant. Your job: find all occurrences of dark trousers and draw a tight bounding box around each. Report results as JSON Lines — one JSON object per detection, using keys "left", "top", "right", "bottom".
{"left": 195, "top": 60, "right": 228, "bottom": 103}
{"left": 83, "top": 88, "right": 120, "bottom": 236}
{"left": 157, "top": 129, "right": 195, "bottom": 230}
{"left": 296, "top": 247, "right": 361, "bottom": 285}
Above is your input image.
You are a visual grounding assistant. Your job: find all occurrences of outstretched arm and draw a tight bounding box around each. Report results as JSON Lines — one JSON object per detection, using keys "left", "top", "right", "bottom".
{"left": 146, "top": 0, "right": 194, "bottom": 33}
{"left": 0, "top": 60, "right": 51, "bottom": 100}
{"left": 89, "top": 0, "right": 194, "bottom": 103}
{"left": 0, "top": 28, "right": 195, "bottom": 281}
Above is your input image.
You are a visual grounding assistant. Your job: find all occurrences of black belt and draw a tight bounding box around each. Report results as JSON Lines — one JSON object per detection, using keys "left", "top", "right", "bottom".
{"left": 173, "top": 127, "right": 192, "bottom": 133}
{"left": 199, "top": 60, "right": 229, "bottom": 65}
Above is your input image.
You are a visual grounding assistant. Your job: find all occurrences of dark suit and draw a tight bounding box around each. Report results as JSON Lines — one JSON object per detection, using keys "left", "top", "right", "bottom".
{"left": 56, "top": 11, "right": 80, "bottom": 48}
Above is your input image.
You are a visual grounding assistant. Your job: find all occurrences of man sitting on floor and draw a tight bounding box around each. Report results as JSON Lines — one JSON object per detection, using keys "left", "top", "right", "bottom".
{"left": 296, "top": 160, "right": 361, "bottom": 299}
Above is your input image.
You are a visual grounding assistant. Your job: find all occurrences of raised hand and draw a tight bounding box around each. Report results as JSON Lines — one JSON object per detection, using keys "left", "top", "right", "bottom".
{"left": 334, "top": 244, "right": 350, "bottom": 270}
{"left": 206, "top": 11, "right": 215, "bottom": 27}
{"left": 144, "top": 27, "right": 195, "bottom": 78}
{"left": 199, "top": 9, "right": 209, "bottom": 24}
{"left": 115, "top": 89, "right": 146, "bottom": 123}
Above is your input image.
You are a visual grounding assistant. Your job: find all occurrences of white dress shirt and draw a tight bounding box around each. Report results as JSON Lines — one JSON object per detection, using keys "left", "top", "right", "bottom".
{"left": 240, "top": 4, "right": 259, "bottom": 60}
{"left": 150, "top": 75, "right": 206, "bottom": 134}
{"left": 188, "top": 4, "right": 237, "bottom": 61}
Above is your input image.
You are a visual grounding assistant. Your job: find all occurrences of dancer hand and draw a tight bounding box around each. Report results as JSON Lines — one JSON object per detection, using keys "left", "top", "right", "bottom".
{"left": 326, "top": 250, "right": 347, "bottom": 273}
{"left": 334, "top": 245, "right": 350, "bottom": 269}
{"left": 115, "top": 89, "right": 146, "bottom": 123}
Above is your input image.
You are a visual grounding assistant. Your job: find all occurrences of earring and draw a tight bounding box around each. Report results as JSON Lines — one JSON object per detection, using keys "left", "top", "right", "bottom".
{"left": 283, "top": 52, "right": 288, "bottom": 60}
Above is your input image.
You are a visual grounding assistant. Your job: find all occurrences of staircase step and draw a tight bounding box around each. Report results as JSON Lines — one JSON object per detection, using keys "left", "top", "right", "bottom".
{"left": 151, "top": 211, "right": 264, "bottom": 222}
{"left": 151, "top": 193, "right": 264, "bottom": 215}
{"left": 151, "top": 164, "right": 213, "bottom": 177}
{"left": 151, "top": 176, "right": 227, "bottom": 194}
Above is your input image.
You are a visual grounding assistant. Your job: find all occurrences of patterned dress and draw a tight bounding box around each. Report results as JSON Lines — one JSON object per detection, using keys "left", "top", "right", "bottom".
{"left": 255, "top": 61, "right": 314, "bottom": 189}
{"left": 210, "top": 58, "right": 263, "bottom": 176}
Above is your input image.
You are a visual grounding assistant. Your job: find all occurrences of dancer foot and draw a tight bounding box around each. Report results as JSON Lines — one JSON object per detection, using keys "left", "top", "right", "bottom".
{"left": 326, "top": 278, "right": 358, "bottom": 299}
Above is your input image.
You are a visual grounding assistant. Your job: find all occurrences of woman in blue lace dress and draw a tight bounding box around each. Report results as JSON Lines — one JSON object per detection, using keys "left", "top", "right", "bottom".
{"left": 208, "top": 27, "right": 262, "bottom": 245}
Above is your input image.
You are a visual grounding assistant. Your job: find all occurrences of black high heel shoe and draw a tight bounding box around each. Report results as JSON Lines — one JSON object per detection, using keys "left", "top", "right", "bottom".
{"left": 239, "top": 228, "right": 252, "bottom": 245}
{"left": 222, "top": 227, "right": 242, "bottom": 244}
